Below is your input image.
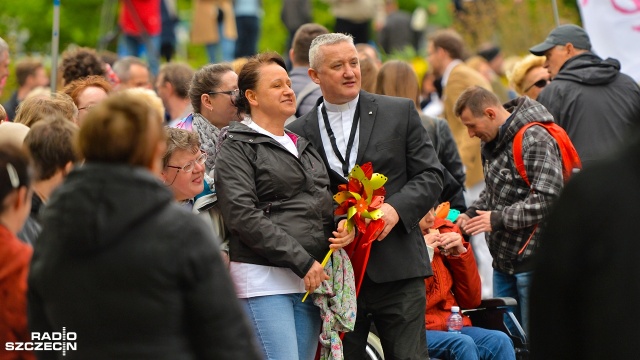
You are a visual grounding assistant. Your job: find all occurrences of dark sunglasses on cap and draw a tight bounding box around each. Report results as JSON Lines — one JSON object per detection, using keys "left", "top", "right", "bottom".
{"left": 524, "top": 79, "right": 549, "bottom": 92}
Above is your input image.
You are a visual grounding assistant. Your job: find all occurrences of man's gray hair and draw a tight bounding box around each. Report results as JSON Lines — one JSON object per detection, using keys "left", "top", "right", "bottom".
{"left": 0, "top": 37, "right": 9, "bottom": 56}
{"left": 112, "top": 56, "right": 148, "bottom": 83}
{"left": 309, "top": 33, "right": 354, "bottom": 70}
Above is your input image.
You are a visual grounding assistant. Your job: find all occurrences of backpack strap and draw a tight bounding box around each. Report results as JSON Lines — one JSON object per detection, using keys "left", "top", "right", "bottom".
{"left": 512, "top": 122, "right": 537, "bottom": 187}
{"left": 295, "top": 81, "right": 320, "bottom": 117}
{"left": 513, "top": 121, "right": 582, "bottom": 188}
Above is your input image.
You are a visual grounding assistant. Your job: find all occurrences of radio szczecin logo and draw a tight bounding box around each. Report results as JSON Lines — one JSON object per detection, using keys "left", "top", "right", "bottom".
{"left": 5, "top": 327, "right": 77, "bottom": 356}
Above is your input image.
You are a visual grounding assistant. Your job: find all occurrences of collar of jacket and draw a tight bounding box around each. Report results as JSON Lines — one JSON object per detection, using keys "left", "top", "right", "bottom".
{"left": 226, "top": 120, "right": 310, "bottom": 152}
{"left": 483, "top": 96, "right": 555, "bottom": 155}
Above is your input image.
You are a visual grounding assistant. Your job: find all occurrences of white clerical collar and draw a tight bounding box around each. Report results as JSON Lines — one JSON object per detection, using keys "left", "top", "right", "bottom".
{"left": 323, "top": 95, "right": 359, "bottom": 113}
{"left": 441, "top": 59, "right": 463, "bottom": 88}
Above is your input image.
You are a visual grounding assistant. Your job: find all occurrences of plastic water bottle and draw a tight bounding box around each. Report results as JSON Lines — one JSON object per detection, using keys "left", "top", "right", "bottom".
{"left": 447, "top": 306, "right": 463, "bottom": 333}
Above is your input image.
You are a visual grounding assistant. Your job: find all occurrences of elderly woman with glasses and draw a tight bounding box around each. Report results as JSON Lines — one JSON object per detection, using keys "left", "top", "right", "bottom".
{"left": 161, "top": 127, "right": 228, "bottom": 260}
{"left": 507, "top": 55, "right": 549, "bottom": 100}
{"left": 215, "top": 52, "right": 354, "bottom": 359}
{"left": 174, "top": 63, "right": 241, "bottom": 178}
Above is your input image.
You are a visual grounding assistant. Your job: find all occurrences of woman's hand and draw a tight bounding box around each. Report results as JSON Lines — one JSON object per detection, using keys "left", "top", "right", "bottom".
{"left": 303, "top": 261, "right": 329, "bottom": 293}
{"left": 329, "top": 219, "right": 354, "bottom": 250}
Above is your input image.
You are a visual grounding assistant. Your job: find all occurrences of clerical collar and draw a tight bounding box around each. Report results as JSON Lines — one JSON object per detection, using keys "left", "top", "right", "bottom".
{"left": 323, "top": 95, "right": 359, "bottom": 113}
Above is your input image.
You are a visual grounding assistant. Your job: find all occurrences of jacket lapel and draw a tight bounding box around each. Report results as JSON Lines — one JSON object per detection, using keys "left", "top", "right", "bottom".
{"left": 356, "top": 91, "right": 377, "bottom": 165}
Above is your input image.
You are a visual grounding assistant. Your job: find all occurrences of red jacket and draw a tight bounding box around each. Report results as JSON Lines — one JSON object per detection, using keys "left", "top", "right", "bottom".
{"left": 0, "top": 225, "right": 34, "bottom": 360}
{"left": 119, "top": 0, "right": 161, "bottom": 36}
{"left": 424, "top": 218, "right": 482, "bottom": 331}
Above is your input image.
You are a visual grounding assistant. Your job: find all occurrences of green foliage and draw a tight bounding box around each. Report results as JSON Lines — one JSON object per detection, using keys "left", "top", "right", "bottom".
{"left": 1, "top": 0, "right": 106, "bottom": 55}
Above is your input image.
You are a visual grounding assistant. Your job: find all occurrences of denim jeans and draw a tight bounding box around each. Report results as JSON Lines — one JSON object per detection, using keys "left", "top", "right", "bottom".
{"left": 241, "top": 293, "right": 320, "bottom": 360}
{"left": 205, "top": 23, "right": 236, "bottom": 63}
{"left": 117, "top": 33, "right": 160, "bottom": 75}
{"left": 493, "top": 270, "right": 533, "bottom": 335}
{"left": 426, "top": 327, "right": 515, "bottom": 360}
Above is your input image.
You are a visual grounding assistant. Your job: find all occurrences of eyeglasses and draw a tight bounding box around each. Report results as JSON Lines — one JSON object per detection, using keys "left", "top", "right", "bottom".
{"left": 207, "top": 89, "right": 239, "bottom": 105}
{"left": 524, "top": 79, "right": 549, "bottom": 93}
{"left": 166, "top": 152, "right": 207, "bottom": 173}
{"left": 208, "top": 89, "right": 239, "bottom": 97}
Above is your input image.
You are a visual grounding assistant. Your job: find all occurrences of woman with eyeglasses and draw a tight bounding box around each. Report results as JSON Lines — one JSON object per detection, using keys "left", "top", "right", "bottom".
{"left": 215, "top": 52, "right": 354, "bottom": 359}
{"left": 508, "top": 55, "right": 550, "bottom": 100}
{"left": 0, "top": 143, "right": 34, "bottom": 360}
{"left": 161, "top": 127, "right": 228, "bottom": 262}
{"left": 27, "top": 93, "right": 262, "bottom": 359}
{"left": 174, "top": 63, "right": 241, "bottom": 178}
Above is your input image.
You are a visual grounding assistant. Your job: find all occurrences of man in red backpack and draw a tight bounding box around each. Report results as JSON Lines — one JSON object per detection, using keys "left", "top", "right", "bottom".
{"left": 453, "top": 86, "right": 568, "bottom": 335}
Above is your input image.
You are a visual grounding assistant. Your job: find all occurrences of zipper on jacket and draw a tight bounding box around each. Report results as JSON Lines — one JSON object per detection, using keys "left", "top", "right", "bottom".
{"left": 264, "top": 202, "right": 272, "bottom": 217}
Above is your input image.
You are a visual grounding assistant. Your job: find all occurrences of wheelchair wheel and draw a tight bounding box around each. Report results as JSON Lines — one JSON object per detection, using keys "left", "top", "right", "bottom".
{"left": 365, "top": 332, "right": 384, "bottom": 360}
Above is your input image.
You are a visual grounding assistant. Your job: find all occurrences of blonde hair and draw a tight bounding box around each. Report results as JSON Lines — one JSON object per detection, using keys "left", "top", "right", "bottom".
{"left": 121, "top": 87, "right": 165, "bottom": 122}
{"left": 507, "top": 55, "right": 545, "bottom": 95}
{"left": 14, "top": 92, "right": 78, "bottom": 127}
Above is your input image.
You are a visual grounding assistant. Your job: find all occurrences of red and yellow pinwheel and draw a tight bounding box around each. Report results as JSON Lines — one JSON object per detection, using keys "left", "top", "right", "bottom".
{"left": 334, "top": 162, "right": 387, "bottom": 296}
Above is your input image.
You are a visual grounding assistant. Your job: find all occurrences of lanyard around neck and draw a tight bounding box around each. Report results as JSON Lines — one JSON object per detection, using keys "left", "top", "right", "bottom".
{"left": 320, "top": 100, "right": 360, "bottom": 177}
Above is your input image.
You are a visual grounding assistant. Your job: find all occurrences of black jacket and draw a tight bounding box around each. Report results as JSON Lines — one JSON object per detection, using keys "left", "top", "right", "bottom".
{"left": 421, "top": 114, "right": 467, "bottom": 212}
{"left": 537, "top": 52, "right": 640, "bottom": 166}
{"left": 28, "top": 163, "right": 261, "bottom": 360}
{"left": 215, "top": 121, "right": 334, "bottom": 278}
{"left": 530, "top": 132, "right": 640, "bottom": 359}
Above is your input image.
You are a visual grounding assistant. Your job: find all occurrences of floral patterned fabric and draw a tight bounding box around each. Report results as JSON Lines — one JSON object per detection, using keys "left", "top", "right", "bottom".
{"left": 311, "top": 248, "right": 357, "bottom": 360}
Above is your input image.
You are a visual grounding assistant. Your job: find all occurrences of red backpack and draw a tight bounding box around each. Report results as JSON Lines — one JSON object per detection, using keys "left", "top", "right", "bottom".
{"left": 512, "top": 122, "right": 582, "bottom": 187}
{"left": 512, "top": 122, "right": 581, "bottom": 255}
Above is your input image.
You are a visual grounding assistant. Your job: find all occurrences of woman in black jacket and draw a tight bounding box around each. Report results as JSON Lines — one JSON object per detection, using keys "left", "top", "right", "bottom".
{"left": 215, "top": 52, "right": 354, "bottom": 360}
{"left": 28, "top": 93, "right": 261, "bottom": 360}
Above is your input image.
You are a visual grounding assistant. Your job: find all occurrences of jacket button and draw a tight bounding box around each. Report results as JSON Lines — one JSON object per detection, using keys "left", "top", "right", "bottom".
{"left": 229, "top": 135, "right": 233, "bottom": 138}
{"left": 249, "top": 139, "right": 253, "bottom": 142}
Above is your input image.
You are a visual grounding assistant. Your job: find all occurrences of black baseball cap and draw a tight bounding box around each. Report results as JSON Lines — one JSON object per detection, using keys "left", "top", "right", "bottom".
{"left": 529, "top": 24, "right": 592, "bottom": 56}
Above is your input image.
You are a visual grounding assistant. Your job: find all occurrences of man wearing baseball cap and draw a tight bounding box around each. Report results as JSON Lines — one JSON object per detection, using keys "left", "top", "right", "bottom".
{"left": 529, "top": 24, "right": 640, "bottom": 167}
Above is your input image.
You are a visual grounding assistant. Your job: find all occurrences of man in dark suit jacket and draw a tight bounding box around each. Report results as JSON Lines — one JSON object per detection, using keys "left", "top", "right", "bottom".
{"left": 288, "top": 33, "right": 443, "bottom": 360}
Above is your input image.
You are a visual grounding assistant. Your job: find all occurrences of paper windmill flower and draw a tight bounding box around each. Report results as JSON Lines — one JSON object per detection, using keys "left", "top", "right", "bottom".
{"left": 333, "top": 162, "right": 387, "bottom": 233}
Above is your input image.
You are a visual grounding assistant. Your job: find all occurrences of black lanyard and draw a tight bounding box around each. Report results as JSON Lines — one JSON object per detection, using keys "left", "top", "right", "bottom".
{"left": 321, "top": 100, "right": 360, "bottom": 177}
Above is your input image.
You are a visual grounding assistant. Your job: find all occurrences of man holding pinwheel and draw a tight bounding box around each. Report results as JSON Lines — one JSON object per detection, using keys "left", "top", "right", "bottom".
{"left": 288, "top": 33, "right": 443, "bottom": 360}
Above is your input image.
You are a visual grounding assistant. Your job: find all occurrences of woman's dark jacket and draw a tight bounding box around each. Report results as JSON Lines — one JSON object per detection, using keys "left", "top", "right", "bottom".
{"left": 215, "top": 121, "right": 334, "bottom": 278}
{"left": 28, "top": 163, "right": 261, "bottom": 360}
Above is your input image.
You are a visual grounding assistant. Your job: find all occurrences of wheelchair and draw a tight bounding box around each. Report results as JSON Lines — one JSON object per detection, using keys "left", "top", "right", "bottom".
{"left": 364, "top": 297, "right": 529, "bottom": 360}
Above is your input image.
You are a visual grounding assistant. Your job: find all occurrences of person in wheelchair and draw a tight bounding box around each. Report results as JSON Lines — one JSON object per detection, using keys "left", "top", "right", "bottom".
{"left": 420, "top": 205, "right": 515, "bottom": 360}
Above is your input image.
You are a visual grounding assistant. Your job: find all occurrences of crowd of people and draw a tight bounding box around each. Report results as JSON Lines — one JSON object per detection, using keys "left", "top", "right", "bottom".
{"left": 2, "top": 2, "right": 640, "bottom": 358}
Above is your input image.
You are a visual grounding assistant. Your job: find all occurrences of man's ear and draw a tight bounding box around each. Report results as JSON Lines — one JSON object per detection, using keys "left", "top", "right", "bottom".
{"left": 289, "top": 48, "right": 295, "bottom": 63}
{"left": 565, "top": 42, "right": 576, "bottom": 56}
{"left": 308, "top": 68, "right": 320, "bottom": 84}
{"left": 484, "top": 107, "right": 497, "bottom": 120}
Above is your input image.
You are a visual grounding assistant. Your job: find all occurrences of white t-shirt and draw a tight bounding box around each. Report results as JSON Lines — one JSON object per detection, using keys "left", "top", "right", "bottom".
{"left": 230, "top": 120, "right": 304, "bottom": 298}
{"left": 247, "top": 120, "right": 298, "bottom": 157}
